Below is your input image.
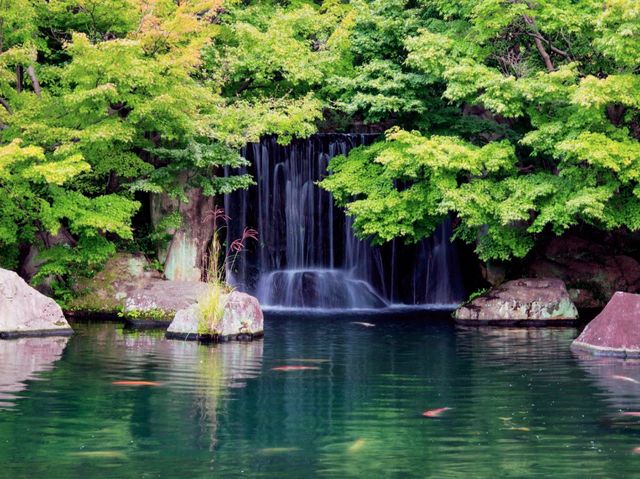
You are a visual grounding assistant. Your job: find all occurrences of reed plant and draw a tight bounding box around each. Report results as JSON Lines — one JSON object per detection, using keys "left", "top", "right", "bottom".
{"left": 197, "top": 206, "right": 257, "bottom": 336}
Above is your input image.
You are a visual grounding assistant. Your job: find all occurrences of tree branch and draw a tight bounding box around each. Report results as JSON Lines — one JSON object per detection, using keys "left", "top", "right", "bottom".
{"left": 523, "top": 15, "right": 555, "bottom": 72}
{"left": 16, "top": 66, "right": 23, "bottom": 93}
{"left": 26, "top": 65, "right": 41, "bottom": 97}
{"left": 0, "top": 97, "right": 13, "bottom": 115}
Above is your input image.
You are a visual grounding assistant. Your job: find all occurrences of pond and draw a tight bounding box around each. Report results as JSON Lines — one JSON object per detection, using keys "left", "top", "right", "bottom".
{"left": 0, "top": 313, "right": 639, "bottom": 478}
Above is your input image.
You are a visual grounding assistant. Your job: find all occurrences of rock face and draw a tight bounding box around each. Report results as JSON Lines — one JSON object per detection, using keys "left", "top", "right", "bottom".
{"left": 0, "top": 268, "right": 73, "bottom": 337}
{"left": 68, "top": 252, "right": 211, "bottom": 321}
{"left": 124, "top": 280, "right": 210, "bottom": 320}
{"left": 151, "top": 185, "right": 215, "bottom": 282}
{"left": 454, "top": 278, "right": 579, "bottom": 324}
{"left": 572, "top": 292, "right": 640, "bottom": 357}
{"left": 69, "top": 253, "right": 162, "bottom": 314}
{"left": 166, "top": 291, "right": 264, "bottom": 341}
{"left": 528, "top": 235, "right": 640, "bottom": 309}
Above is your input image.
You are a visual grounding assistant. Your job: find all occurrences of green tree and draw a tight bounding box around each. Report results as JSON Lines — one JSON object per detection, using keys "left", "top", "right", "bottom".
{"left": 321, "top": 0, "right": 640, "bottom": 261}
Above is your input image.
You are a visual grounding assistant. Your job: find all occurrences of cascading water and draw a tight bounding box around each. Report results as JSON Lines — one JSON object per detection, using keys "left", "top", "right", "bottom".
{"left": 224, "top": 134, "right": 464, "bottom": 310}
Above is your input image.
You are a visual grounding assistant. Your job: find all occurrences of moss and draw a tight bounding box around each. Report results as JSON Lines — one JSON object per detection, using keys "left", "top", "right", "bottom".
{"left": 119, "top": 308, "right": 175, "bottom": 322}
{"left": 67, "top": 253, "right": 148, "bottom": 314}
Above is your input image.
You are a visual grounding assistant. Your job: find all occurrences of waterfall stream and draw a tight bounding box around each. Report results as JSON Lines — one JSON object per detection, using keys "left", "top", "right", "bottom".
{"left": 224, "top": 134, "right": 464, "bottom": 310}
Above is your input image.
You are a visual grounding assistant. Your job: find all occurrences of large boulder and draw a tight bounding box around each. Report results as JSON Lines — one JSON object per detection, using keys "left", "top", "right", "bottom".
{"left": 528, "top": 235, "right": 640, "bottom": 309}
{"left": 454, "top": 278, "right": 579, "bottom": 324}
{"left": 0, "top": 268, "right": 72, "bottom": 337}
{"left": 124, "top": 280, "right": 211, "bottom": 321}
{"left": 67, "top": 252, "right": 210, "bottom": 322}
{"left": 572, "top": 292, "right": 640, "bottom": 357}
{"left": 166, "top": 291, "right": 263, "bottom": 341}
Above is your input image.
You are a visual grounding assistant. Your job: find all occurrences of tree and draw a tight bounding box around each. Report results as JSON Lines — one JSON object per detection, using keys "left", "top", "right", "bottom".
{"left": 321, "top": 0, "right": 640, "bottom": 261}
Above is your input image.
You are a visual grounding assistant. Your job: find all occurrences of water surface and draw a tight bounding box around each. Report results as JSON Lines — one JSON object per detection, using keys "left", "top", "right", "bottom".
{"left": 0, "top": 314, "right": 639, "bottom": 478}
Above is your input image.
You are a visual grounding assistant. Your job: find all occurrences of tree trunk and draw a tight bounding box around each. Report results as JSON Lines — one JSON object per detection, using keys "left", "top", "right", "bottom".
{"left": 16, "top": 66, "right": 23, "bottom": 93}
{"left": 26, "top": 65, "right": 41, "bottom": 97}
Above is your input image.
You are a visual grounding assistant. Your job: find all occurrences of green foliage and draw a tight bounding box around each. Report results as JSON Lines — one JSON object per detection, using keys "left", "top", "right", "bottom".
{"left": 3, "top": 0, "right": 639, "bottom": 283}
{"left": 118, "top": 308, "right": 174, "bottom": 322}
{"left": 321, "top": 0, "right": 640, "bottom": 261}
{"left": 0, "top": 0, "right": 336, "bottom": 294}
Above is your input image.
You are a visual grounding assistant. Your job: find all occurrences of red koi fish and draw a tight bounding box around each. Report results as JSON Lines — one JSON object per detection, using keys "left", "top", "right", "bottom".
{"left": 112, "top": 380, "right": 161, "bottom": 386}
{"left": 621, "top": 412, "right": 640, "bottom": 417}
{"left": 271, "top": 366, "right": 320, "bottom": 372}
{"left": 422, "top": 407, "right": 451, "bottom": 418}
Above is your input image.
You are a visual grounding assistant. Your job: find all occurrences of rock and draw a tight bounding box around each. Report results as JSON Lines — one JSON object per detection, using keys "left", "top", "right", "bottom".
{"left": 68, "top": 252, "right": 162, "bottom": 315}
{"left": 124, "top": 280, "right": 211, "bottom": 321}
{"left": 151, "top": 183, "right": 216, "bottom": 282}
{"left": 166, "top": 291, "right": 264, "bottom": 341}
{"left": 528, "top": 235, "right": 640, "bottom": 309}
{"left": 572, "top": 292, "right": 640, "bottom": 357}
{"left": 480, "top": 261, "right": 506, "bottom": 286}
{"left": 454, "top": 278, "right": 578, "bottom": 324}
{"left": 0, "top": 268, "right": 73, "bottom": 337}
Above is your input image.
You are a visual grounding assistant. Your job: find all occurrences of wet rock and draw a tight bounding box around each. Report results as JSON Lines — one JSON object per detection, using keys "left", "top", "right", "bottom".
{"left": 454, "top": 278, "right": 578, "bottom": 324}
{"left": 528, "top": 235, "right": 640, "bottom": 309}
{"left": 166, "top": 291, "right": 264, "bottom": 341}
{"left": 0, "top": 268, "right": 72, "bottom": 337}
{"left": 572, "top": 292, "right": 640, "bottom": 357}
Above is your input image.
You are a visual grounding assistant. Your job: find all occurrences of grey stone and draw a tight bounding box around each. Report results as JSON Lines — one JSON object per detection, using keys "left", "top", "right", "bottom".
{"left": 454, "top": 278, "right": 578, "bottom": 323}
{"left": 0, "top": 268, "right": 72, "bottom": 337}
{"left": 167, "top": 291, "right": 264, "bottom": 341}
{"left": 124, "top": 280, "right": 211, "bottom": 320}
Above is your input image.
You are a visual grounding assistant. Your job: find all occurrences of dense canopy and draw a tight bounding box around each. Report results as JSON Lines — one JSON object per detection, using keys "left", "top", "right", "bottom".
{"left": 0, "top": 0, "right": 638, "bottom": 294}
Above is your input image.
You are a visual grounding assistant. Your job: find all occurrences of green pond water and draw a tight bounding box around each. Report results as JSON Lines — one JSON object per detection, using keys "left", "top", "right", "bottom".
{"left": 0, "top": 313, "right": 640, "bottom": 478}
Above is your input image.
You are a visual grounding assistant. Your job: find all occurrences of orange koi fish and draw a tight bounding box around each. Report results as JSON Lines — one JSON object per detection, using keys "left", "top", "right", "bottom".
{"left": 271, "top": 366, "right": 320, "bottom": 372}
{"left": 112, "top": 380, "right": 161, "bottom": 386}
{"left": 422, "top": 407, "right": 451, "bottom": 418}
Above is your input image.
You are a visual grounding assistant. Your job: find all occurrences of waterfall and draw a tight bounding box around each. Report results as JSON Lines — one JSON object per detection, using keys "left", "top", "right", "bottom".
{"left": 224, "top": 134, "right": 464, "bottom": 310}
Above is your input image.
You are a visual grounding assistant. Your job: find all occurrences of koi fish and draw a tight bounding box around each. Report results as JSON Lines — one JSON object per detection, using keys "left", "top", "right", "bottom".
{"left": 347, "top": 438, "right": 366, "bottom": 453}
{"left": 611, "top": 375, "right": 640, "bottom": 385}
{"left": 69, "top": 451, "right": 126, "bottom": 459}
{"left": 634, "top": 447, "right": 640, "bottom": 455}
{"left": 285, "top": 359, "right": 330, "bottom": 363}
{"left": 352, "top": 322, "right": 375, "bottom": 327}
{"left": 271, "top": 366, "right": 320, "bottom": 371}
{"left": 620, "top": 412, "right": 640, "bottom": 417}
{"left": 259, "top": 447, "right": 301, "bottom": 454}
{"left": 112, "top": 380, "right": 161, "bottom": 386}
{"left": 422, "top": 407, "right": 451, "bottom": 418}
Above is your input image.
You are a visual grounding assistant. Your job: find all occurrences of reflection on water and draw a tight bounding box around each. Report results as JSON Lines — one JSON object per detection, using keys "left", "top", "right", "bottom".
{"left": 574, "top": 352, "right": 640, "bottom": 413}
{"left": 1, "top": 317, "right": 640, "bottom": 478}
{"left": 0, "top": 336, "right": 69, "bottom": 408}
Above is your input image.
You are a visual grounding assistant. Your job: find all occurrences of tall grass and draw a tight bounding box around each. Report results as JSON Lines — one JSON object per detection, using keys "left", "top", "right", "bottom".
{"left": 196, "top": 206, "right": 257, "bottom": 336}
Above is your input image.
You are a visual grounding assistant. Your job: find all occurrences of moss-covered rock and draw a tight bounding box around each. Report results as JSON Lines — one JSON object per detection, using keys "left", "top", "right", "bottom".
{"left": 67, "top": 253, "right": 161, "bottom": 315}
{"left": 454, "top": 278, "right": 578, "bottom": 324}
